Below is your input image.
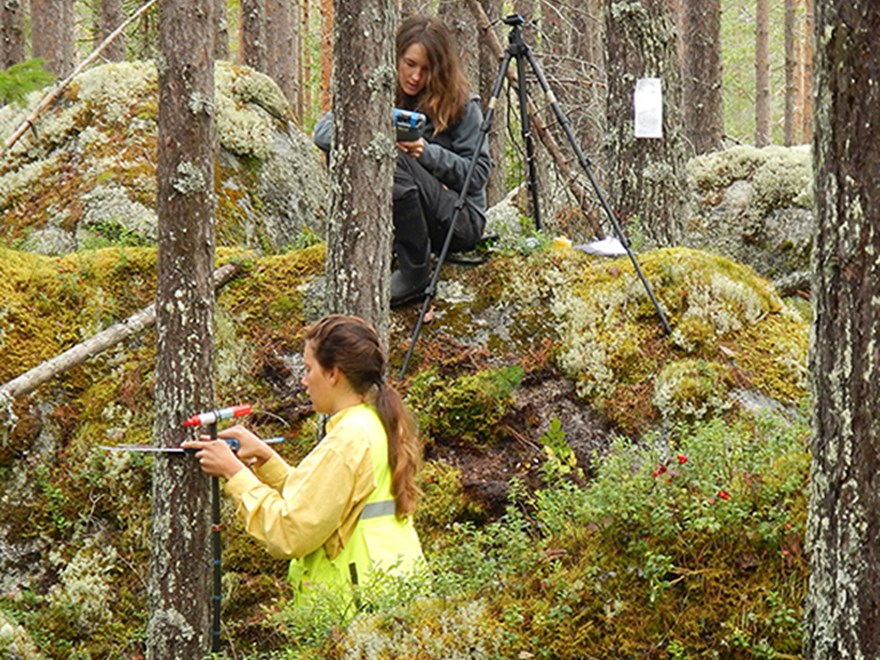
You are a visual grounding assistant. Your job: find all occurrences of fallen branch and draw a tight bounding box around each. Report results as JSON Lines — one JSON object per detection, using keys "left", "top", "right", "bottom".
{"left": 0, "top": 262, "right": 241, "bottom": 401}
{"left": 2, "top": 0, "right": 159, "bottom": 155}
{"left": 464, "top": 0, "right": 603, "bottom": 236}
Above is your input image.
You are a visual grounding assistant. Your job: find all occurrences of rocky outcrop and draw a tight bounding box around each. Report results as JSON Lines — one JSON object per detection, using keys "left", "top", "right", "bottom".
{"left": 0, "top": 61, "right": 330, "bottom": 255}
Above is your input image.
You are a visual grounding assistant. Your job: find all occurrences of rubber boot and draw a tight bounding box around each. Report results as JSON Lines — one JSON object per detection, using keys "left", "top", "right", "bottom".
{"left": 391, "top": 241, "right": 431, "bottom": 307}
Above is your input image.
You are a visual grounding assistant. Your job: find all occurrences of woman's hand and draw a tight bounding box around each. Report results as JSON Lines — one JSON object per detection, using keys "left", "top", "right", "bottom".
{"left": 182, "top": 425, "right": 276, "bottom": 479}
{"left": 181, "top": 438, "right": 244, "bottom": 480}
{"left": 215, "top": 425, "right": 274, "bottom": 465}
{"left": 397, "top": 137, "right": 425, "bottom": 159}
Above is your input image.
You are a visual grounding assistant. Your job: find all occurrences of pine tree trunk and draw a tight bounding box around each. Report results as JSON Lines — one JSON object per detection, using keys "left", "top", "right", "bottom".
{"left": 241, "top": 0, "right": 268, "bottom": 72}
{"left": 319, "top": 0, "right": 333, "bottom": 112}
{"left": 604, "top": 0, "right": 687, "bottom": 247}
{"left": 682, "top": 0, "right": 723, "bottom": 153}
{"left": 801, "top": 0, "right": 814, "bottom": 143}
{"left": 783, "top": 0, "right": 798, "bottom": 145}
{"left": 31, "top": 0, "right": 76, "bottom": 77}
{"left": 96, "top": 0, "right": 126, "bottom": 61}
{"left": 301, "top": 0, "right": 312, "bottom": 117}
{"left": 147, "top": 0, "right": 216, "bottom": 657}
{"left": 325, "top": 0, "right": 396, "bottom": 340}
{"left": 478, "top": 0, "right": 507, "bottom": 207}
{"left": 267, "top": 0, "right": 298, "bottom": 113}
{"left": 805, "top": 2, "right": 880, "bottom": 657}
{"left": 215, "top": 0, "right": 230, "bottom": 60}
{"left": 755, "top": 0, "right": 771, "bottom": 146}
{"left": 0, "top": 0, "right": 25, "bottom": 68}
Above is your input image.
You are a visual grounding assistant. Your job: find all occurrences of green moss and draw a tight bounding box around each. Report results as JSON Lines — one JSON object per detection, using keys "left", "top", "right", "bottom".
{"left": 416, "top": 459, "right": 487, "bottom": 535}
{"left": 549, "top": 247, "right": 806, "bottom": 430}
{"left": 407, "top": 365, "right": 524, "bottom": 447}
{"left": 217, "top": 243, "right": 325, "bottom": 351}
{"left": 653, "top": 358, "right": 735, "bottom": 424}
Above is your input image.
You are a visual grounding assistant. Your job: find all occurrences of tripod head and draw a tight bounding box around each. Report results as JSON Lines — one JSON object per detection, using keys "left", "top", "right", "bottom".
{"left": 502, "top": 13, "right": 526, "bottom": 27}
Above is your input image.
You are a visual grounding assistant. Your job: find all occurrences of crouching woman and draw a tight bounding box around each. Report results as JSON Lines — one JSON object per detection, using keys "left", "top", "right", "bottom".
{"left": 183, "top": 314, "right": 425, "bottom": 607}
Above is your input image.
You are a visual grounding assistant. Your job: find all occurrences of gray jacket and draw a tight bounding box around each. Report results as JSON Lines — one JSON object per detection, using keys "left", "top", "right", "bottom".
{"left": 313, "top": 95, "right": 491, "bottom": 214}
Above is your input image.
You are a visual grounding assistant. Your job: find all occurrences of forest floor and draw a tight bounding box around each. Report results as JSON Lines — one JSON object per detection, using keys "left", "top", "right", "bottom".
{"left": 428, "top": 369, "right": 613, "bottom": 518}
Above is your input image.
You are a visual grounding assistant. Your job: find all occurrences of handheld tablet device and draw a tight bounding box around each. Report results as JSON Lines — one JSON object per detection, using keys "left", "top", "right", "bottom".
{"left": 394, "top": 108, "right": 427, "bottom": 141}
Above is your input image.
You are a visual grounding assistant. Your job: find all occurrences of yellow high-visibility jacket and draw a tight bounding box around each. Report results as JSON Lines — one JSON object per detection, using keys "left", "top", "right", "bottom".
{"left": 224, "top": 403, "right": 424, "bottom": 604}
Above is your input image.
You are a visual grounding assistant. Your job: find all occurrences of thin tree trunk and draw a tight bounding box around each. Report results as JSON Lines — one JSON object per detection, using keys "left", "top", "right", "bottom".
{"left": 241, "top": 0, "right": 268, "bottom": 72}
{"left": 755, "top": 0, "right": 772, "bottom": 146}
{"left": 300, "top": 0, "right": 311, "bottom": 119}
{"left": 682, "top": 0, "right": 723, "bottom": 154}
{"left": 97, "top": 0, "right": 126, "bottom": 61}
{"left": 147, "top": 0, "right": 217, "bottom": 656}
{"left": 325, "top": 0, "right": 396, "bottom": 340}
{"left": 478, "top": 0, "right": 506, "bottom": 207}
{"left": 215, "top": 0, "right": 230, "bottom": 60}
{"left": 267, "top": 0, "right": 298, "bottom": 112}
{"left": 805, "top": 2, "right": 880, "bottom": 657}
{"left": 801, "top": 0, "right": 814, "bottom": 143}
{"left": 0, "top": 0, "right": 25, "bottom": 68}
{"left": 31, "top": 0, "right": 77, "bottom": 77}
{"left": 319, "top": 0, "right": 333, "bottom": 113}
{"left": 783, "top": 0, "right": 798, "bottom": 145}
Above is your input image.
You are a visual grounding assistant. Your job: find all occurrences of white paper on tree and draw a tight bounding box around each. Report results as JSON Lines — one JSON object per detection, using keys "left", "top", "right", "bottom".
{"left": 634, "top": 77, "right": 663, "bottom": 138}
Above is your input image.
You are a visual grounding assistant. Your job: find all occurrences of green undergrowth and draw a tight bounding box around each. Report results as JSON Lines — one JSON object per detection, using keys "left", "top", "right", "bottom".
{"left": 247, "top": 407, "right": 809, "bottom": 659}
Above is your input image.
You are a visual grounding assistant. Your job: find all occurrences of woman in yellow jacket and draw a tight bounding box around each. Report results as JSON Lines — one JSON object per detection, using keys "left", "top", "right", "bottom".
{"left": 184, "top": 314, "right": 425, "bottom": 606}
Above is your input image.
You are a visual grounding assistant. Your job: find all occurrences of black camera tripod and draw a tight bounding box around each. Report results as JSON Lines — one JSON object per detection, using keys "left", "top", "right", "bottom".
{"left": 398, "top": 14, "right": 671, "bottom": 379}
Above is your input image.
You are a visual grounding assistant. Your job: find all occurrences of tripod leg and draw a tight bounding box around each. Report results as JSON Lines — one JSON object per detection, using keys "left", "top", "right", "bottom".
{"left": 522, "top": 47, "right": 671, "bottom": 336}
{"left": 398, "top": 50, "right": 513, "bottom": 380}
{"left": 514, "top": 52, "right": 541, "bottom": 230}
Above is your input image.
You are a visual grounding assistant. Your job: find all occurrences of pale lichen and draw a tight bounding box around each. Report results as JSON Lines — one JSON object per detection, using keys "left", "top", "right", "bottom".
{"left": 172, "top": 160, "right": 208, "bottom": 195}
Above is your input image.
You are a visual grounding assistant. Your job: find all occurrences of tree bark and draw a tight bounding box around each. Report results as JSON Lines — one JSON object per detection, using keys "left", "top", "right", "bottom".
{"left": 604, "top": 0, "right": 687, "bottom": 247}
{"left": 801, "top": 0, "right": 814, "bottom": 143}
{"left": 325, "top": 0, "right": 396, "bottom": 341}
{"left": 478, "top": 0, "right": 507, "bottom": 207}
{"left": 755, "top": 0, "right": 771, "bottom": 146}
{"left": 267, "top": 0, "right": 298, "bottom": 112}
{"left": 96, "top": 0, "right": 126, "bottom": 61}
{"left": 215, "top": 0, "right": 230, "bottom": 60}
{"left": 805, "top": 2, "right": 880, "bottom": 657}
{"left": 319, "top": 0, "right": 333, "bottom": 113}
{"left": 0, "top": 0, "right": 25, "bottom": 68}
{"left": 31, "top": 0, "right": 77, "bottom": 77}
{"left": 241, "top": 0, "right": 268, "bottom": 73}
{"left": 681, "top": 0, "right": 723, "bottom": 154}
{"left": 783, "top": 0, "right": 798, "bottom": 145}
{"left": 147, "top": 0, "right": 217, "bottom": 657}
{"left": 300, "top": 0, "right": 312, "bottom": 118}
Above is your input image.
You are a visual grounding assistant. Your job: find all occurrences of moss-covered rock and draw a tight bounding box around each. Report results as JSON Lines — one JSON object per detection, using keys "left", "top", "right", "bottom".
{"left": 685, "top": 144, "right": 813, "bottom": 282}
{"left": 0, "top": 240, "right": 808, "bottom": 657}
{"left": 0, "top": 61, "right": 329, "bottom": 255}
{"left": 685, "top": 146, "right": 814, "bottom": 280}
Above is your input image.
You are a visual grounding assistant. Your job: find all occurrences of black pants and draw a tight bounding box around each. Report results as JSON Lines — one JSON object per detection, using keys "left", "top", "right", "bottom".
{"left": 393, "top": 152, "right": 485, "bottom": 257}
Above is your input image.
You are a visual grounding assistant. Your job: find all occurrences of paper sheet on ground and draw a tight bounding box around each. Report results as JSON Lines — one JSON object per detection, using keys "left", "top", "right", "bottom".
{"left": 574, "top": 236, "right": 628, "bottom": 256}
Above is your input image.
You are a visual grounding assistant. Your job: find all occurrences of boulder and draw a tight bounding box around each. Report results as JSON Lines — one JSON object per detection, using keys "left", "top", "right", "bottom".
{"left": 0, "top": 61, "right": 330, "bottom": 255}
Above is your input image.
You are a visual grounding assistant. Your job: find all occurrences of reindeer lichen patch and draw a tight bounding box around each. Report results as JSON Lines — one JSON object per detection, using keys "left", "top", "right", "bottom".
{"left": 550, "top": 247, "right": 807, "bottom": 429}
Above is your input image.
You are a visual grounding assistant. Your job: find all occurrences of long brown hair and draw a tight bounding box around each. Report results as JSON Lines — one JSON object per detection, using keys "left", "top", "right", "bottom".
{"left": 396, "top": 14, "right": 470, "bottom": 134}
{"left": 303, "top": 315, "right": 421, "bottom": 518}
